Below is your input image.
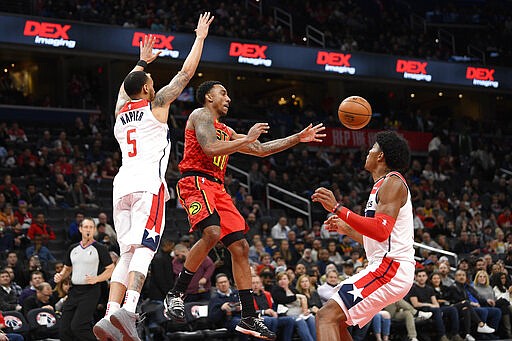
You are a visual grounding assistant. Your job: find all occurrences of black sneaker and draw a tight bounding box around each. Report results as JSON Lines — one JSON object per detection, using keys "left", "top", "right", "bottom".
{"left": 235, "top": 316, "right": 276, "bottom": 340}
{"left": 163, "top": 291, "right": 185, "bottom": 322}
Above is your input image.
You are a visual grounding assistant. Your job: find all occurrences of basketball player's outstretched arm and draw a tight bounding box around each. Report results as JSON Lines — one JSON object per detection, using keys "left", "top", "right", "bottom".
{"left": 233, "top": 123, "right": 326, "bottom": 157}
{"left": 152, "top": 12, "right": 214, "bottom": 118}
{"left": 312, "top": 176, "right": 406, "bottom": 242}
{"left": 115, "top": 34, "right": 161, "bottom": 116}
{"left": 191, "top": 109, "right": 269, "bottom": 156}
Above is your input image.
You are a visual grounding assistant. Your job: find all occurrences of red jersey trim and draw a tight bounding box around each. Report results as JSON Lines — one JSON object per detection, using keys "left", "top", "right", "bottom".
{"left": 120, "top": 99, "right": 149, "bottom": 113}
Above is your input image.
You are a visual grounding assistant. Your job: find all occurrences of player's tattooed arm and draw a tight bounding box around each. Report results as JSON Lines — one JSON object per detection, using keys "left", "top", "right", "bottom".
{"left": 152, "top": 71, "right": 190, "bottom": 108}
{"left": 193, "top": 111, "right": 258, "bottom": 157}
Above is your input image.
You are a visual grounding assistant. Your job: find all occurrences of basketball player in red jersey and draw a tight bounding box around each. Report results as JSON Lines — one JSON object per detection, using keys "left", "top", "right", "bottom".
{"left": 164, "top": 81, "right": 325, "bottom": 339}
{"left": 311, "top": 131, "right": 414, "bottom": 341}
{"left": 93, "top": 13, "right": 214, "bottom": 341}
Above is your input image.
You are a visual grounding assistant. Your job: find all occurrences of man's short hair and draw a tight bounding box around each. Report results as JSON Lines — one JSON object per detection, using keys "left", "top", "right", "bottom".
{"left": 375, "top": 131, "right": 411, "bottom": 172}
{"left": 215, "top": 273, "right": 229, "bottom": 283}
{"left": 123, "top": 71, "right": 149, "bottom": 98}
{"left": 196, "top": 80, "right": 222, "bottom": 104}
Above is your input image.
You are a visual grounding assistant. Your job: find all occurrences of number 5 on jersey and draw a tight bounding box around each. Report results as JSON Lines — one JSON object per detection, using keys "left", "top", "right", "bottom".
{"left": 127, "top": 128, "right": 137, "bottom": 157}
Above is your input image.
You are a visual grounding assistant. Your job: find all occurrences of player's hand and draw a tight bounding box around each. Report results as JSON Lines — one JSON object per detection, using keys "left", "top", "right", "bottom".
{"left": 139, "top": 34, "right": 161, "bottom": 64}
{"left": 298, "top": 123, "right": 326, "bottom": 143}
{"left": 245, "top": 123, "right": 269, "bottom": 143}
{"left": 195, "top": 12, "right": 214, "bottom": 40}
{"left": 324, "top": 215, "right": 351, "bottom": 235}
{"left": 311, "top": 187, "right": 338, "bottom": 212}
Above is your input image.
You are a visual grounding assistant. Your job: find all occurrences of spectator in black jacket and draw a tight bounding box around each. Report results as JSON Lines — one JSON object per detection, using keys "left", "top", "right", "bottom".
{"left": 448, "top": 269, "right": 496, "bottom": 340}
{"left": 148, "top": 239, "right": 175, "bottom": 301}
{"left": 208, "top": 273, "right": 274, "bottom": 340}
{"left": 0, "top": 269, "right": 21, "bottom": 312}
{"left": 22, "top": 282, "right": 55, "bottom": 317}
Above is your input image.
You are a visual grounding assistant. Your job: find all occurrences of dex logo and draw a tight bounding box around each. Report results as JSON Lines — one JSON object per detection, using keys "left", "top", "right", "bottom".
{"left": 229, "top": 42, "right": 267, "bottom": 58}
{"left": 466, "top": 67, "right": 495, "bottom": 81}
{"left": 466, "top": 67, "right": 499, "bottom": 88}
{"left": 132, "top": 32, "right": 174, "bottom": 50}
{"left": 396, "top": 60, "right": 427, "bottom": 74}
{"left": 316, "top": 51, "right": 356, "bottom": 75}
{"left": 24, "top": 20, "right": 71, "bottom": 39}
{"left": 229, "top": 42, "right": 272, "bottom": 67}
{"left": 23, "top": 20, "right": 76, "bottom": 48}
{"left": 396, "top": 59, "right": 431, "bottom": 82}
{"left": 317, "top": 52, "right": 351, "bottom": 66}
{"left": 132, "top": 32, "right": 179, "bottom": 58}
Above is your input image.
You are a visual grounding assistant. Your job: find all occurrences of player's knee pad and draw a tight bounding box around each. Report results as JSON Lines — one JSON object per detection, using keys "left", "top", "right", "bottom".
{"left": 111, "top": 252, "right": 133, "bottom": 287}
{"left": 127, "top": 246, "right": 155, "bottom": 277}
{"left": 221, "top": 231, "right": 245, "bottom": 248}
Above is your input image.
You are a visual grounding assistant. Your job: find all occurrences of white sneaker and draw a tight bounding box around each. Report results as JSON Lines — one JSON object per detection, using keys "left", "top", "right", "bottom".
{"left": 464, "top": 334, "right": 476, "bottom": 341}
{"left": 477, "top": 323, "right": 495, "bottom": 334}
{"left": 417, "top": 311, "right": 433, "bottom": 320}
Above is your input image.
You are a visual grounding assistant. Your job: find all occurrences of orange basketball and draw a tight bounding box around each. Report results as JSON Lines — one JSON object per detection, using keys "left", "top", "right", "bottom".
{"left": 338, "top": 96, "right": 372, "bottom": 130}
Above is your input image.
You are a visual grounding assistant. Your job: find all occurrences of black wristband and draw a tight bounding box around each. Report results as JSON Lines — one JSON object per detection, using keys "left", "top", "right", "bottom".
{"left": 136, "top": 60, "right": 148, "bottom": 69}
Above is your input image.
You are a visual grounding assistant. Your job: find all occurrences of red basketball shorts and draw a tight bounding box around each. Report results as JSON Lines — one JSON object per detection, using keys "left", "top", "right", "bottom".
{"left": 176, "top": 175, "right": 246, "bottom": 239}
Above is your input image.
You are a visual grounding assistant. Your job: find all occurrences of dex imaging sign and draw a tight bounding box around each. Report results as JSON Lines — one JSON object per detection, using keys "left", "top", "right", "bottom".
{"left": 396, "top": 59, "right": 432, "bottom": 82}
{"left": 466, "top": 67, "right": 499, "bottom": 88}
{"left": 229, "top": 42, "right": 272, "bottom": 67}
{"left": 23, "top": 20, "right": 76, "bottom": 48}
{"left": 316, "top": 52, "right": 356, "bottom": 75}
{"left": 132, "top": 32, "right": 179, "bottom": 58}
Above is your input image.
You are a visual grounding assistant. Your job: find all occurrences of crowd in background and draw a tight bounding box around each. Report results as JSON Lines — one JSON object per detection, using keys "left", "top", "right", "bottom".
{"left": 26, "top": 0, "right": 512, "bottom": 65}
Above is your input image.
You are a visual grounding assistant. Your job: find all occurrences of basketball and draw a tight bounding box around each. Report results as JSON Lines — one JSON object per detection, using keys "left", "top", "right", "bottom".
{"left": 338, "top": 96, "right": 372, "bottom": 130}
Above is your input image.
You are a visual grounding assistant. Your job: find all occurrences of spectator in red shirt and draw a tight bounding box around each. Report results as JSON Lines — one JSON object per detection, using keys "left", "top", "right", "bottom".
{"left": 14, "top": 200, "right": 32, "bottom": 229}
{"left": 7, "top": 122, "right": 27, "bottom": 143}
{"left": 28, "top": 213, "right": 55, "bottom": 242}
{"left": 498, "top": 207, "right": 511, "bottom": 229}
{"left": 16, "top": 148, "right": 38, "bottom": 169}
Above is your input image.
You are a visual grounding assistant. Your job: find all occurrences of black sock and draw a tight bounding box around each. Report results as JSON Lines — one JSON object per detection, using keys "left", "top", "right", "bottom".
{"left": 172, "top": 267, "right": 195, "bottom": 294}
{"left": 239, "top": 289, "right": 257, "bottom": 318}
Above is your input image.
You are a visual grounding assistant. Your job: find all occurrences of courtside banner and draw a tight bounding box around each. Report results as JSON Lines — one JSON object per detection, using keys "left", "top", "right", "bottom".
{"left": 318, "top": 128, "right": 432, "bottom": 152}
{"left": 0, "top": 14, "right": 511, "bottom": 90}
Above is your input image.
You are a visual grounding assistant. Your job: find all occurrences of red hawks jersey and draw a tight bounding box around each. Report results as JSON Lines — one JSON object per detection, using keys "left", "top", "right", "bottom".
{"left": 179, "top": 119, "right": 231, "bottom": 181}
{"left": 363, "top": 171, "right": 415, "bottom": 264}
{"left": 113, "top": 99, "right": 171, "bottom": 201}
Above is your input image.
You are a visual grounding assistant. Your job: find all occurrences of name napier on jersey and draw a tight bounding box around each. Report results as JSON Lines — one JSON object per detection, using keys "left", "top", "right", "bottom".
{"left": 120, "top": 110, "right": 144, "bottom": 125}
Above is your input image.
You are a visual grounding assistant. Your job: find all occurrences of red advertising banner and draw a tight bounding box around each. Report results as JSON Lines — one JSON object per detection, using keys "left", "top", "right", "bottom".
{"left": 319, "top": 128, "right": 432, "bottom": 152}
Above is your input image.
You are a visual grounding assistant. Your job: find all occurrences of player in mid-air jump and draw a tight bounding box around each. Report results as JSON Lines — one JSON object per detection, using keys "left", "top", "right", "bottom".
{"left": 93, "top": 12, "right": 214, "bottom": 341}
{"left": 164, "top": 80, "right": 325, "bottom": 339}
{"left": 311, "top": 131, "right": 415, "bottom": 341}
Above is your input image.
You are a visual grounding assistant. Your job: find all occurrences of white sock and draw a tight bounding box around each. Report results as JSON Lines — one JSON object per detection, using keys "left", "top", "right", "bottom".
{"left": 105, "top": 301, "right": 120, "bottom": 318}
{"left": 123, "top": 290, "right": 140, "bottom": 313}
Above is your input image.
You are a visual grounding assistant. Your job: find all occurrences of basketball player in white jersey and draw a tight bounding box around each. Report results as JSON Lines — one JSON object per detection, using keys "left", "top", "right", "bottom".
{"left": 93, "top": 12, "right": 214, "bottom": 341}
{"left": 311, "top": 131, "right": 415, "bottom": 341}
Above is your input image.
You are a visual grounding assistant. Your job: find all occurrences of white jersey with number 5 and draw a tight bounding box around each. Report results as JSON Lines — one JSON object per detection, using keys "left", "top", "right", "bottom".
{"left": 113, "top": 99, "right": 171, "bottom": 201}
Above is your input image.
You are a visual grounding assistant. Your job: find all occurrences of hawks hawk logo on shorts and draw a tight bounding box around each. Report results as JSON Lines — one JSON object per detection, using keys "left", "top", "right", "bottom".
{"left": 189, "top": 202, "right": 202, "bottom": 215}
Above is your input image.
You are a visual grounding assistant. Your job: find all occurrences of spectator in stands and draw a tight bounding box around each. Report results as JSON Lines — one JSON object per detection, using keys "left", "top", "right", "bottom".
{"left": 209, "top": 273, "right": 271, "bottom": 339}
{"left": 172, "top": 244, "right": 214, "bottom": 303}
{"left": 449, "top": 269, "right": 496, "bottom": 339}
{"left": 279, "top": 239, "right": 298, "bottom": 266}
{"left": 3, "top": 266, "right": 21, "bottom": 298}
{"left": 148, "top": 238, "right": 175, "bottom": 301}
{"left": 316, "top": 249, "right": 334, "bottom": 276}
{"left": 25, "top": 234, "right": 55, "bottom": 268}
{"left": 19, "top": 270, "right": 44, "bottom": 305}
{"left": 28, "top": 213, "right": 55, "bottom": 242}
{"left": 100, "top": 157, "right": 118, "bottom": 179}
{"left": 68, "top": 212, "right": 84, "bottom": 244}
{"left": 271, "top": 216, "right": 290, "bottom": 240}
{"left": 7, "top": 122, "right": 27, "bottom": 143}
{"left": 208, "top": 242, "right": 233, "bottom": 281}
{"left": 53, "top": 131, "right": 72, "bottom": 155}
{"left": 238, "top": 194, "right": 262, "bottom": 219}
{"left": 491, "top": 272, "right": 512, "bottom": 338}
{"left": 291, "top": 217, "right": 308, "bottom": 239}
{"left": 248, "top": 239, "right": 265, "bottom": 264}
{"left": 473, "top": 270, "right": 508, "bottom": 336}
{"left": 14, "top": 200, "right": 32, "bottom": 229}
{"left": 326, "top": 240, "right": 344, "bottom": 269}
{"left": 0, "top": 204, "right": 15, "bottom": 228}
{"left": 251, "top": 274, "right": 295, "bottom": 341}
{"left": 0, "top": 269, "right": 22, "bottom": 312}
{"left": 438, "top": 262, "right": 455, "bottom": 286}
{"left": 271, "top": 272, "right": 316, "bottom": 341}
{"left": 297, "top": 248, "right": 315, "bottom": 272}
{"left": 22, "top": 282, "right": 55, "bottom": 316}
{"left": 96, "top": 212, "right": 117, "bottom": 244}
{"left": 0, "top": 175, "right": 20, "bottom": 205}
{"left": 296, "top": 274, "right": 322, "bottom": 315}
{"left": 498, "top": 207, "right": 512, "bottom": 229}
{"left": 385, "top": 299, "right": 432, "bottom": 341}
{"left": 407, "top": 269, "right": 454, "bottom": 341}
{"left": 53, "top": 277, "right": 71, "bottom": 313}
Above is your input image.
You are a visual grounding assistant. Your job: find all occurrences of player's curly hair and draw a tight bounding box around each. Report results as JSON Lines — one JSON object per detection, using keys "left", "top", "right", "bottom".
{"left": 375, "top": 131, "right": 410, "bottom": 173}
{"left": 196, "top": 80, "right": 223, "bottom": 104}
{"left": 123, "top": 71, "right": 149, "bottom": 98}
